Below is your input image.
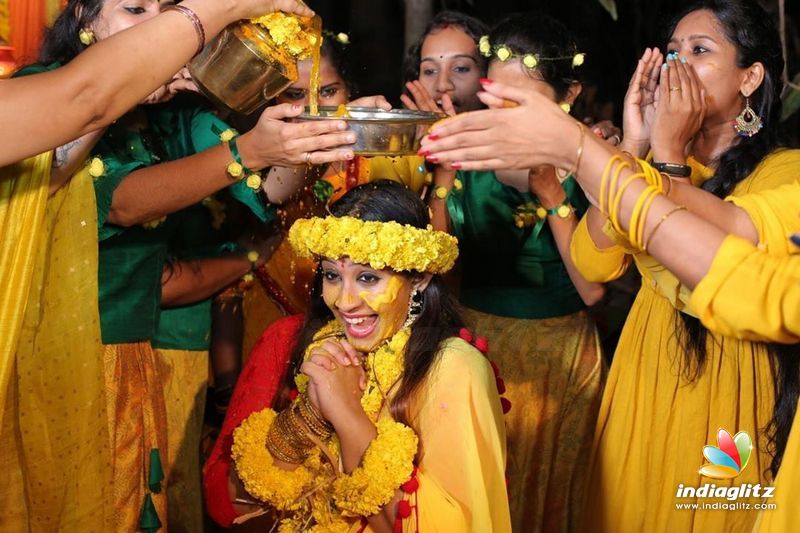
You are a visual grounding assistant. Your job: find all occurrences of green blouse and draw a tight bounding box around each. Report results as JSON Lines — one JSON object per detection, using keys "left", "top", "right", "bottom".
{"left": 447, "top": 170, "right": 589, "bottom": 319}
{"left": 150, "top": 202, "right": 237, "bottom": 351}
{"left": 91, "top": 98, "right": 272, "bottom": 344}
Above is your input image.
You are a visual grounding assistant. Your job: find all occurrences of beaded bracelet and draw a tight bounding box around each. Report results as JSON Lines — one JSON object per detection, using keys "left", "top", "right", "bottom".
{"left": 163, "top": 5, "right": 205, "bottom": 56}
{"left": 220, "top": 129, "right": 264, "bottom": 190}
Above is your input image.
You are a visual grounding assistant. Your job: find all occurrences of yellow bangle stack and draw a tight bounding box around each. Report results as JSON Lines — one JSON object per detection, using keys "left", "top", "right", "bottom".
{"left": 597, "top": 156, "right": 686, "bottom": 252}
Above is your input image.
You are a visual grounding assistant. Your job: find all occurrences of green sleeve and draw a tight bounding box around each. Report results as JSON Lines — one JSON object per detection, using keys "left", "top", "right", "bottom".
{"left": 91, "top": 156, "right": 148, "bottom": 241}
{"left": 187, "top": 109, "right": 275, "bottom": 224}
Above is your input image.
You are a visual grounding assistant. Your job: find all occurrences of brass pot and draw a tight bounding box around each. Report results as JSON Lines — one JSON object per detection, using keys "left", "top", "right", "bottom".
{"left": 189, "top": 21, "right": 298, "bottom": 114}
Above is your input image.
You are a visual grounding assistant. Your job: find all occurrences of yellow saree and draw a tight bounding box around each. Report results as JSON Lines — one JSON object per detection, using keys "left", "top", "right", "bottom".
{"left": 0, "top": 158, "right": 112, "bottom": 531}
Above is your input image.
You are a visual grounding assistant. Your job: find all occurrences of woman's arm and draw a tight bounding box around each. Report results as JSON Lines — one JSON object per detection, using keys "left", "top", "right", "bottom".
{"left": 108, "top": 105, "right": 354, "bottom": 226}
{"left": 0, "top": 0, "right": 314, "bottom": 166}
{"left": 528, "top": 168, "right": 605, "bottom": 305}
{"left": 428, "top": 167, "right": 455, "bottom": 232}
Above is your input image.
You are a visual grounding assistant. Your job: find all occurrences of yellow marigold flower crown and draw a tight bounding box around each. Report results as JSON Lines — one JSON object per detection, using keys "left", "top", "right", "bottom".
{"left": 478, "top": 35, "right": 585, "bottom": 69}
{"left": 288, "top": 216, "right": 459, "bottom": 274}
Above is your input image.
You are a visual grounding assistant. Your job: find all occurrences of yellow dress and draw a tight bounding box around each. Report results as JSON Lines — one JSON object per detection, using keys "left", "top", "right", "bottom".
{"left": 570, "top": 150, "right": 800, "bottom": 532}
{"left": 0, "top": 160, "right": 112, "bottom": 531}
{"left": 681, "top": 183, "right": 800, "bottom": 532}
{"left": 395, "top": 337, "right": 511, "bottom": 532}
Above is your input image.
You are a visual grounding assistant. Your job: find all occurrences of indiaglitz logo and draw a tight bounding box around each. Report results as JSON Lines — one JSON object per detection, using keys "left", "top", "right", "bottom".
{"left": 698, "top": 428, "right": 752, "bottom": 480}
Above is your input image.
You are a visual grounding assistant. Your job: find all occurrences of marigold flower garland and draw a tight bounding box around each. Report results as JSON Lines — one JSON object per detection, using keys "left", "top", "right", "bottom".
{"left": 231, "top": 409, "right": 319, "bottom": 511}
{"left": 232, "top": 321, "right": 419, "bottom": 529}
{"left": 333, "top": 417, "right": 418, "bottom": 517}
{"left": 288, "top": 216, "right": 459, "bottom": 274}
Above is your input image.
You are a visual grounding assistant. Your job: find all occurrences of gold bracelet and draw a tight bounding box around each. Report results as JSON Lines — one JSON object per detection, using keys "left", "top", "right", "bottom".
{"left": 570, "top": 121, "right": 586, "bottom": 177}
{"left": 635, "top": 187, "right": 661, "bottom": 248}
{"left": 644, "top": 205, "right": 688, "bottom": 252}
{"left": 265, "top": 426, "right": 305, "bottom": 464}
{"left": 661, "top": 173, "right": 673, "bottom": 197}
{"left": 297, "top": 394, "right": 333, "bottom": 440}
{"left": 266, "top": 418, "right": 308, "bottom": 464}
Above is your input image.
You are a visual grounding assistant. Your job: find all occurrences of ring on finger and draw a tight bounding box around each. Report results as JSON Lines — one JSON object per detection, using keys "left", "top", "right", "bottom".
{"left": 669, "top": 86, "right": 681, "bottom": 92}
{"left": 304, "top": 152, "right": 313, "bottom": 165}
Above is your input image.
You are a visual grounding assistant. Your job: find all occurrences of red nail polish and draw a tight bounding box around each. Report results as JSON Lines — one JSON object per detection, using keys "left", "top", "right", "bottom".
{"left": 418, "top": 149, "right": 431, "bottom": 156}
{"left": 480, "top": 78, "right": 494, "bottom": 85}
{"left": 428, "top": 133, "right": 439, "bottom": 141}
{"left": 451, "top": 162, "right": 462, "bottom": 170}
{"left": 426, "top": 155, "right": 439, "bottom": 163}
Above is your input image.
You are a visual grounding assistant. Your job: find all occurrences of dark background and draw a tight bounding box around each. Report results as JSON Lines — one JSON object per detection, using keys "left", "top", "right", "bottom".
{"left": 309, "top": 0, "right": 800, "bottom": 135}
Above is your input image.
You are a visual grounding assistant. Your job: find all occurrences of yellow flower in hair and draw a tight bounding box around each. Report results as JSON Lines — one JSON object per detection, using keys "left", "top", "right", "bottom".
{"left": 246, "top": 174, "right": 262, "bottom": 190}
{"left": 572, "top": 53, "right": 586, "bottom": 67}
{"left": 227, "top": 162, "right": 244, "bottom": 178}
{"left": 336, "top": 32, "right": 349, "bottom": 44}
{"left": 496, "top": 46, "right": 512, "bottom": 62}
{"left": 479, "top": 35, "right": 492, "bottom": 57}
{"left": 523, "top": 54, "right": 538, "bottom": 69}
{"left": 87, "top": 157, "right": 105, "bottom": 178}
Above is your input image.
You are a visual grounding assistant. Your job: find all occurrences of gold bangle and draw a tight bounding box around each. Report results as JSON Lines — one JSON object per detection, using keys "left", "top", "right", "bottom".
{"left": 635, "top": 187, "right": 661, "bottom": 248}
{"left": 661, "top": 173, "right": 673, "bottom": 197}
{"left": 297, "top": 394, "right": 333, "bottom": 439}
{"left": 644, "top": 205, "right": 688, "bottom": 252}
{"left": 570, "top": 122, "right": 586, "bottom": 177}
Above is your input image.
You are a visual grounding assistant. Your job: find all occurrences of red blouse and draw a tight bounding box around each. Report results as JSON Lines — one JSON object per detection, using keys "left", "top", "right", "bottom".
{"left": 203, "top": 315, "right": 303, "bottom": 527}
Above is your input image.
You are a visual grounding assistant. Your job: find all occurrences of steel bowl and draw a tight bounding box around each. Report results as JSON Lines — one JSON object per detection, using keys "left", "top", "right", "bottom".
{"left": 189, "top": 21, "right": 298, "bottom": 115}
{"left": 293, "top": 107, "right": 442, "bottom": 156}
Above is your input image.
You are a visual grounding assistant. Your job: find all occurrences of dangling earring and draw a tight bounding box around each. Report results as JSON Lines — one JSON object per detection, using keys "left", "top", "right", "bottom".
{"left": 79, "top": 29, "right": 95, "bottom": 46}
{"left": 559, "top": 102, "right": 572, "bottom": 113}
{"left": 401, "top": 289, "right": 423, "bottom": 330}
{"left": 734, "top": 96, "right": 763, "bottom": 138}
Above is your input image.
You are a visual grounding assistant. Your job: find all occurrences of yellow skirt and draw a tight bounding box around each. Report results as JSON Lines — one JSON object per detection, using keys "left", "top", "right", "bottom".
{"left": 153, "top": 348, "right": 208, "bottom": 533}
{"left": 104, "top": 342, "right": 170, "bottom": 532}
{"left": 584, "top": 284, "right": 775, "bottom": 532}
{"left": 463, "top": 307, "right": 603, "bottom": 532}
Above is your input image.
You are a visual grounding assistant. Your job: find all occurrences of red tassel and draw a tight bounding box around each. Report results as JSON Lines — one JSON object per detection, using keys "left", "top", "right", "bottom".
{"left": 287, "top": 388, "right": 299, "bottom": 401}
{"left": 495, "top": 377, "right": 506, "bottom": 395}
{"left": 500, "top": 397, "right": 512, "bottom": 414}
{"left": 458, "top": 328, "right": 473, "bottom": 343}
{"left": 474, "top": 336, "right": 489, "bottom": 353}
{"left": 490, "top": 360, "right": 500, "bottom": 378}
{"left": 401, "top": 476, "right": 419, "bottom": 494}
{"left": 393, "top": 518, "right": 404, "bottom": 533}
{"left": 397, "top": 500, "right": 412, "bottom": 518}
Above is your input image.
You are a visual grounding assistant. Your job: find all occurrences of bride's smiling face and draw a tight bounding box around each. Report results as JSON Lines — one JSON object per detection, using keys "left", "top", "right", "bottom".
{"left": 320, "top": 257, "right": 415, "bottom": 352}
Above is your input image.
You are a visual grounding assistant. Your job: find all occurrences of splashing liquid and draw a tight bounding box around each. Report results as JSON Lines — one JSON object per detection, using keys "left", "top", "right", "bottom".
{"left": 308, "top": 15, "right": 323, "bottom": 116}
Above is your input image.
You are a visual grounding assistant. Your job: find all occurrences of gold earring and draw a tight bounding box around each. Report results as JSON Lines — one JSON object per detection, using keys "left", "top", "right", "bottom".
{"left": 79, "top": 29, "right": 95, "bottom": 46}
{"left": 733, "top": 96, "right": 763, "bottom": 138}
{"left": 559, "top": 102, "right": 571, "bottom": 113}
